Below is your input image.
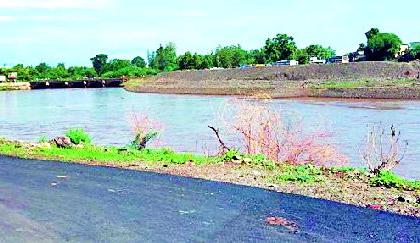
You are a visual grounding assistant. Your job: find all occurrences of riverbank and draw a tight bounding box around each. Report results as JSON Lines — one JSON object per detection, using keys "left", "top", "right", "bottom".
{"left": 125, "top": 62, "right": 420, "bottom": 99}
{"left": 0, "top": 82, "right": 30, "bottom": 91}
{"left": 0, "top": 137, "right": 418, "bottom": 217}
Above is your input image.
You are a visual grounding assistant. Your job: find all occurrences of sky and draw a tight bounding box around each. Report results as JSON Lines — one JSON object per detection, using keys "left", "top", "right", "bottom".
{"left": 0, "top": 0, "right": 419, "bottom": 66}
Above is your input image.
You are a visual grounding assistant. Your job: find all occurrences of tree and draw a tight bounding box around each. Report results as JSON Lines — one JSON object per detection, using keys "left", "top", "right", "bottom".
{"left": 105, "top": 59, "right": 131, "bottom": 72}
{"left": 35, "top": 62, "right": 50, "bottom": 74}
{"left": 248, "top": 49, "right": 265, "bottom": 64}
{"left": 294, "top": 49, "right": 309, "bottom": 64}
{"left": 366, "top": 32, "right": 402, "bottom": 61}
{"left": 131, "top": 56, "right": 147, "bottom": 68}
{"left": 410, "top": 43, "right": 420, "bottom": 60}
{"left": 150, "top": 43, "right": 178, "bottom": 71}
{"left": 90, "top": 54, "right": 108, "bottom": 76}
{"left": 305, "top": 44, "right": 336, "bottom": 59}
{"left": 365, "top": 28, "right": 380, "bottom": 39}
{"left": 214, "top": 45, "right": 247, "bottom": 68}
{"left": 263, "top": 34, "right": 297, "bottom": 62}
{"left": 178, "top": 51, "right": 195, "bottom": 70}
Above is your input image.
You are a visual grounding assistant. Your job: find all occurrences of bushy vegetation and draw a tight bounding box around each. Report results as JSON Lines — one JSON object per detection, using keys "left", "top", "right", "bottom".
{"left": 65, "top": 128, "right": 92, "bottom": 145}
{"left": 370, "top": 170, "right": 420, "bottom": 191}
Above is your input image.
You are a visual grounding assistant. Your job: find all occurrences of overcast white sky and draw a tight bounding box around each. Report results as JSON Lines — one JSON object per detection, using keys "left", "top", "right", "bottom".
{"left": 0, "top": 0, "right": 419, "bottom": 66}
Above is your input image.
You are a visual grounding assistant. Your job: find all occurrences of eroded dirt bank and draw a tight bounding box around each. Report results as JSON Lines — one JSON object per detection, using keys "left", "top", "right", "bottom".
{"left": 126, "top": 62, "right": 420, "bottom": 99}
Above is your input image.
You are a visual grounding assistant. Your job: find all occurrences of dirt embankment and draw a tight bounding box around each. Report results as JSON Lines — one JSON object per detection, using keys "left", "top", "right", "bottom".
{"left": 126, "top": 61, "right": 420, "bottom": 99}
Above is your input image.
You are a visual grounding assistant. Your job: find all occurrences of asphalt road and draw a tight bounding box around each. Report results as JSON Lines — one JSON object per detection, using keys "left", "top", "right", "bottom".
{"left": 0, "top": 156, "right": 418, "bottom": 242}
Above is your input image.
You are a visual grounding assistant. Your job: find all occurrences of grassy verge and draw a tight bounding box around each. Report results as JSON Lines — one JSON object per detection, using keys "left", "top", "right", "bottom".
{"left": 0, "top": 137, "right": 419, "bottom": 216}
{"left": 310, "top": 78, "right": 419, "bottom": 89}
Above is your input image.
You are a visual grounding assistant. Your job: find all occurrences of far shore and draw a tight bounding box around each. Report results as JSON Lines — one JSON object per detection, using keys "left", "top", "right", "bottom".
{"left": 124, "top": 62, "right": 420, "bottom": 100}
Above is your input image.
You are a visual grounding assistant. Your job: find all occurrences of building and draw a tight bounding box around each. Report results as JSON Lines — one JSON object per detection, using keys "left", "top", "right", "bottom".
{"left": 0, "top": 70, "right": 18, "bottom": 82}
{"left": 397, "top": 44, "right": 409, "bottom": 57}
{"left": 309, "top": 57, "right": 326, "bottom": 64}
{"left": 349, "top": 50, "right": 366, "bottom": 62}
{"left": 327, "top": 55, "right": 349, "bottom": 64}
{"left": 273, "top": 60, "right": 299, "bottom": 66}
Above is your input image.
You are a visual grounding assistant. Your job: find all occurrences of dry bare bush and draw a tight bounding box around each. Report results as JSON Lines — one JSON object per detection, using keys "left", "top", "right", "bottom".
{"left": 218, "top": 97, "right": 346, "bottom": 166}
{"left": 129, "top": 113, "right": 163, "bottom": 149}
{"left": 362, "top": 124, "right": 408, "bottom": 175}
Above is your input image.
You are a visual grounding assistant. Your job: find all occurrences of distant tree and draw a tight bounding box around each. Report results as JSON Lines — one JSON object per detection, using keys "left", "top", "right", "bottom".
{"left": 357, "top": 43, "right": 366, "bottom": 52}
{"left": 68, "top": 66, "right": 96, "bottom": 78}
{"left": 131, "top": 56, "right": 147, "bottom": 68}
{"left": 178, "top": 51, "right": 195, "bottom": 70}
{"left": 198, "top": 54, "right": 214, "bottom": 69}
{"left": 214, "top": 45, "right": 247, "bottom": 68}
{"left": 305, "top": 44, "right": 336, "bottom": 59}
{"left": 35, "top": 62, "right": 50, "bottom": 74}
{"left": 365, "top": 28, "right": 380, "bottom": 39}
{"left": 150, "top": 43, "right": 178, "bottom": 71}
{"left": 294, "top": 49, "right": 309, "bottom": 64}
{"left": 248, "top": 49, "right": 265, "bottom": 64}
{"left": 410, "top": 43, "right": 420, "bottom": 60}
{"left": 49, "top": 63, "right": 69, "bottom": 79}
{"left": 263, "top": 34, "right": 297, "bottom": 62}
{"left": 366, "top": 32, "right": 402, "bottom": 61}
{"left": 105, "top": 59, "right": 131, "bottom": 72}
{"left": 90, "top": 54, "right": 108, "bottom": 76}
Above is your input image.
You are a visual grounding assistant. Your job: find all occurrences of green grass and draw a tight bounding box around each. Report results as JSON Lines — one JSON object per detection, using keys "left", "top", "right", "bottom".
{"left": 311, "top": 78, "right": 417, "bottom": 89}
{"left": 1, "top": 137, "right": 419, "bottom": 192}
{"left": 370, "top": 170, "right": 420, "bottom": 191}
{"left": 274, "top": 164, "right": 324, "bottom": 183}
{"left": 0, "top": 139, "right": 216, "bottom": 166}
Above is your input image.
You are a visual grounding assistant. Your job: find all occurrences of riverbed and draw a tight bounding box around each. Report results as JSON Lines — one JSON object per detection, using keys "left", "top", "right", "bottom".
{"left": 0, "top": 88, "right": 419, "bottom": 179}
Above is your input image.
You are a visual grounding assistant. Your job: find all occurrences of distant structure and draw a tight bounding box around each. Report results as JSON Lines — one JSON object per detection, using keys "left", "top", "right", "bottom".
{"left": 0, "top": 70, "right": 18, "bottom": 82}
{"left": 273, "top": 60, "right": 299, "bottom": 66}
{"left": 349, "top": 50, "right": 366, "bottom": 62}
{"left": 327, "top": 55, "right": 349, "bottom": 64}
{"left": 396, "top": 44, "right": 410, "bottom": 58}
{"left": 309, "top": 57, "right": 326, "bottom": 64}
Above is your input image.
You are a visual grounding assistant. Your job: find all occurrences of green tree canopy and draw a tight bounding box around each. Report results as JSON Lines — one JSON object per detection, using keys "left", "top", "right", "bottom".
{"left": 263, "top": 34, "right": 297, "bottom": 62}
{"left": 131, "top": 56, "right": 147, "bottom": 68}
{"left": 305, "top": 44, "right": 336, "bottom": 60}
{"left": 410, "top": 43, "right": 420, "bottom": 60}
{"left": 294, "top": 49, "right": 309, "bottom": 64}
{"left": 90, "top": 54, "right": 108, "bottom": 76}
{"left": 214, "top": 45, "right": 247, "bottom": 68}
{"left": 366, "top": 32, "right": 402, "bottom": 61}
{"left": 150, "top": 43, "right": 178, "bottom": 71}
{"left": 105, "top": 59, "right": 132, "bottom": 72}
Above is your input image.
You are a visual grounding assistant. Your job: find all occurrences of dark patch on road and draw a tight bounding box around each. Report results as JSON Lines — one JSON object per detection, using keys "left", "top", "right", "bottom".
{"left": 0, "top": 156, "right": 419, "bottom": 242}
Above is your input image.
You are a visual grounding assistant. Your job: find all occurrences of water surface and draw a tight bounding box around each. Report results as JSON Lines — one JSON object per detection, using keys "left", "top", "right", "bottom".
{"left": 0, "top": 89, "right": 419, "bottom": 179}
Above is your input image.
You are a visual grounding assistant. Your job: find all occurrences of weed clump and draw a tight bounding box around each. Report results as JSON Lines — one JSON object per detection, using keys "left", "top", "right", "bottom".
{"left": 275, "top": 165, "right": 323, "bottom": 183}
{"left": 65, "top": 128, "right": 92, "bottom": 145}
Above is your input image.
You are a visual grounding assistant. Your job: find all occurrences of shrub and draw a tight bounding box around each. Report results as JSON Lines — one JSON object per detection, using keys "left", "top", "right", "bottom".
{"left": 222, "top": 98, "right": 346, "bottom": 166}
{"left": 362, "top": 124, "right": 408, "bottom": 175}
{"left": 130, "top": 113, "right": 162, "bottom": 150}
{"left": 65, "top": 128, "right": 92, "bottom": 145}
{"left": 370, "top": 170, "right": 420, "bottom": 191}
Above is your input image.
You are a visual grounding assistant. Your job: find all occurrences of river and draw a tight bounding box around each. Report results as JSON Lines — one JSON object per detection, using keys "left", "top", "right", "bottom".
{"left": 0, "top": 88, "right": 419, "bottom": 179}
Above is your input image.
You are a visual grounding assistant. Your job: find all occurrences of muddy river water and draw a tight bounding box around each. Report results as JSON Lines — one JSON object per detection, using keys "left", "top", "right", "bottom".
{"left": 1, "top": 88, "right": 419, "bottom": 179}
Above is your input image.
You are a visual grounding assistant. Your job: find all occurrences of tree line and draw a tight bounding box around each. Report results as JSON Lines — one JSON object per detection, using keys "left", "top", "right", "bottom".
{"left": 3, "top": 29, "right": 419, "bottom": 81}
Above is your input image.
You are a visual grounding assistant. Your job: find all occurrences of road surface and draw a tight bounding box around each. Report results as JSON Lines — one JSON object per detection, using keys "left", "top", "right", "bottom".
{"left": 0, "top": 156, "right": 418, "bottom": 242}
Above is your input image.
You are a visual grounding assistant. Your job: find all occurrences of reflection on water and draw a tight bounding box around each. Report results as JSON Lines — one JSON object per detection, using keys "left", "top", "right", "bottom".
{"left": 0, "top": 89, "right": 419, "bottom": 179}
